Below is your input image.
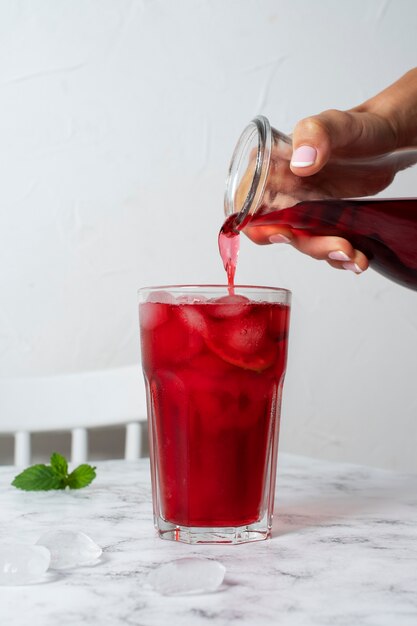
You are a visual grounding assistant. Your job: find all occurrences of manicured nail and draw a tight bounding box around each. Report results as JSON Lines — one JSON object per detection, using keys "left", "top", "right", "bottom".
{"left": 269, "top": 234, "right": 291, "bottom": 244}
{"left": 328, "top": 250, "right": 351, "bottom": 262}
{"left": 291, "top": 145, "right": 317, "bottom": 167}
{"left": 343, "top": 262, "right": 363, "bottom": 274}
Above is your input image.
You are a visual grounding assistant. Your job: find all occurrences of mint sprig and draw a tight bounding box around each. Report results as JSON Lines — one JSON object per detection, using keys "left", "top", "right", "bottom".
{"left": 12, "top": 464, "right": 64, "bottom": 491}
{"left": 66, "top": 464, "right": 96, "bottom": 489}
{"left": 12, "top": 453, "right": 96, "bottom": 491}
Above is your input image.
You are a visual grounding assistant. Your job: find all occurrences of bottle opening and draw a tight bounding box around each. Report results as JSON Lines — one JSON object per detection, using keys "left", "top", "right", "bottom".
{"left": 224, "top": 116, "right": 272, "bottom": 230}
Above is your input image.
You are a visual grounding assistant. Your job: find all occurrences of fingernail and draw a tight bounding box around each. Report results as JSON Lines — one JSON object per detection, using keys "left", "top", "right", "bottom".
{"left": 269, "top": 234, "right": 291, "bottom": 244}
{"left": 343, "top": 262, "right": 363, "bottom": 274}
{"left": 291, "top": 145, "right": 317, "bottom": 167}
{"left": 328, "top": 250, "right": 351, "bottom": 261}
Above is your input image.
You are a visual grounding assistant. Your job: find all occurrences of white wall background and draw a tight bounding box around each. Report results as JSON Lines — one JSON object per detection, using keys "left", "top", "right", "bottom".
{"left": 0, "top": 0, "right": 416, "bottom": 470}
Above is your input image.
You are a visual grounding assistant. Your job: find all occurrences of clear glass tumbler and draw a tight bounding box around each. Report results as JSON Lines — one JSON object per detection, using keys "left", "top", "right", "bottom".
{"left": 138, "top": 284, "right": 291, "bottom": 544}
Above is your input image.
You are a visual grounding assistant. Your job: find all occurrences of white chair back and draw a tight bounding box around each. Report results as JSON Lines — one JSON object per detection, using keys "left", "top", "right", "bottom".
{"left": 0, "top": 366, "right": 147, "bottom": 466}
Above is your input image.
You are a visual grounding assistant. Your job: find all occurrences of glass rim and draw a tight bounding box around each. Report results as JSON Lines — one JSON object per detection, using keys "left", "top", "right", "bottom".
{"left": 138, "top": 284, "right": 291, "bottom": 299}
{"left": 224, "top": 115, "right": 272, "bottom": 229}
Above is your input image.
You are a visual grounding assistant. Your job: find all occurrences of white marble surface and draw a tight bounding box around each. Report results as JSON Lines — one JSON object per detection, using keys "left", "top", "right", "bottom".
{"left": 1, "top": 454, "right": 417, "bottom": 626}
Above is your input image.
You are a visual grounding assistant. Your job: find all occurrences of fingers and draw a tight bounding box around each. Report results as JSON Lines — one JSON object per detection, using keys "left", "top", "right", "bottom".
{"left": 270, "top": 231, "right": 369, "bottom": 274}
{"left": 290, "top": 110, "right": 357, "bottom": 175}
{"left": 243, "top": 220, "right": 369, "bottom": 274}
{"left": 289, "top": 109, "right": 397, "bottom": 177}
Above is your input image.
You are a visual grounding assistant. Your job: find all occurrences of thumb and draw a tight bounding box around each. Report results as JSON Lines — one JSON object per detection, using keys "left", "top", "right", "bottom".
{"left": 290, "top": 108, "right": 396, "bottom": 176}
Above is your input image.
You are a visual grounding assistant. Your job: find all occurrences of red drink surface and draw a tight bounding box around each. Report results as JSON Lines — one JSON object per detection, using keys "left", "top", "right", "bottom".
{"left": 227, "top": 198, "right": 417, "bottom": 290}
{"left": 140, "top": 294, "right": 290, "bottom": 527}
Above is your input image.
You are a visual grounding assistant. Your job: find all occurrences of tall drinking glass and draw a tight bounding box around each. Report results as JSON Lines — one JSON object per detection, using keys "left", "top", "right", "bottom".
{"left": 138, "top": 285, "right": 291, "bottom": 544}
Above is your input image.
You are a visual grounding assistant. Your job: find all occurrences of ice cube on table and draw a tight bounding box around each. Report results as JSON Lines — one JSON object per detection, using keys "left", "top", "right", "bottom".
{"left": 36, "top": 530, "right": 102, "bottom": 570}
{"left": 0, "top": 544, "right": 51, "bottom": 586}
{"left": 148, "top": 557, "right": 226, "bottom": 596}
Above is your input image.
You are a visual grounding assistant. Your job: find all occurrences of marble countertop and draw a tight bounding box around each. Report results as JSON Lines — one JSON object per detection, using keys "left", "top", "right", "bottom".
{"left": 1, "top": 454, "right": 417, "bottom": 626}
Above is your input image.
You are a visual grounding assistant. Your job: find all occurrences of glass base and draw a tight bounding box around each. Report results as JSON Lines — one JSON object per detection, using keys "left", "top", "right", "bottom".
{"left": 155, "top": 515, "right": 272, "bottom": 544}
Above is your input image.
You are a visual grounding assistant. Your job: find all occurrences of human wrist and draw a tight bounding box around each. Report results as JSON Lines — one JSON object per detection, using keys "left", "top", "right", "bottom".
{"left": 356, "top": 68, "right": 417, "bottom": 148}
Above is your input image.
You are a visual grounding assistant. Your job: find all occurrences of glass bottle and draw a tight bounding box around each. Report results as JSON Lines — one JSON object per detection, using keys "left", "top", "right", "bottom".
{"left": 223, "top": 116, "right": 417, "bottom": 289}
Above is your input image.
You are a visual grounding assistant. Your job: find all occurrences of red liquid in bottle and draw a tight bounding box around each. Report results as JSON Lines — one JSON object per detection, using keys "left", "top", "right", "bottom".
{"left": 222, "top": 198, "right": 417, "bottom": 290}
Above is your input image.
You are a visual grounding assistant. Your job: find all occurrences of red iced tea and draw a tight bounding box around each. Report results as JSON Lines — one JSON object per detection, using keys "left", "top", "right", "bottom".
{"left": 139, "top": 289, "right": 290, "bottom": 530}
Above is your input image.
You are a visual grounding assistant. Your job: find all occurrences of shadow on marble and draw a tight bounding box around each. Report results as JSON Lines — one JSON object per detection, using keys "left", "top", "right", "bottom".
{"left": 272, "top": 477, "right": 416, "bottom": 537}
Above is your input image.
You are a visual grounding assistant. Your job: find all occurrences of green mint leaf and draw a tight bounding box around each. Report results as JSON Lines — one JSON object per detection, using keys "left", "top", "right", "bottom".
{"left": 12, "top": 453, "right": 97, "bottom": 491}
{"left": 67, "top": 464, "right": 96, "bottom": 489}
{"left": 12, "top": 465, "right": 65, "bottom": 491}
{"left": 50, "top": 452, "right": 68, "bottom": 478}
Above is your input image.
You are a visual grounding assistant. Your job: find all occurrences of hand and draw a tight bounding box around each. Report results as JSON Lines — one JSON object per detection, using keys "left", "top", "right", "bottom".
{"left": 267, "top": 68, "right": 417, "bottom": 275}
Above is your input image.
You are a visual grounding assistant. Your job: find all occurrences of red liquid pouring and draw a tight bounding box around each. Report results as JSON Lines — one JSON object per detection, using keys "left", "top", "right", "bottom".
{"left": 218, "top": 218, "right": 240, "bottom": 290}
{"left": 220, "top": 198, "right": 417, "bottom": 290}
